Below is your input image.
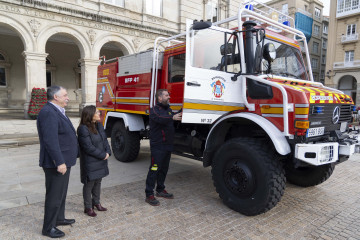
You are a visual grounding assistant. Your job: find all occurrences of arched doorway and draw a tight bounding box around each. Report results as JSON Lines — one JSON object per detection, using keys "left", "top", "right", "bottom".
{"left": 0, "top": 24, "right": 25, "bottom": 108}
{"left": 45, "top": 33, "right": 81, "bottom": 112}
{"left": 99, "top": 42, "right": 124, "bottom": 60}
{"left": 338, "top": 75, "right": 357, "bottom": 104}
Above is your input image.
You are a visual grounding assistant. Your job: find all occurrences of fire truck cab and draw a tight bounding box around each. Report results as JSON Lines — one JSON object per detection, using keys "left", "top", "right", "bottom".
{"left": 96, "top": 1, "right": 360, "bottom": 216}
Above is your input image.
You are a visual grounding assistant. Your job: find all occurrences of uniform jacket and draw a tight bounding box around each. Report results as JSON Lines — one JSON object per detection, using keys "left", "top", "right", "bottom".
{"left": 77, "top": 122, "right": 111, "bottom": 183}
{"left": 149, "top": 102, "right": 175, "bottom": 151}
{"left": 37, "top": 102, "right": 78, "bottom": 168}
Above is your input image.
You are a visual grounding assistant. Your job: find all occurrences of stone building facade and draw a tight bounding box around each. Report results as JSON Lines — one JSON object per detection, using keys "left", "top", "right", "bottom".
{"left": 325, "top": 0, "right": 360, "bottom": 105}
{"left": 257, "top": 0, "right": 327, "bottom": 83}
{"left": 0, "top": 0, "right": 240, "bottom": 117}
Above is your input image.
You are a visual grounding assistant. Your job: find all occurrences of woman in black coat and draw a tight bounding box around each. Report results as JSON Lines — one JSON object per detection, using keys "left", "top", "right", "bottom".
{"left": 77, "top": 105, "right": 111, "bottom": 217}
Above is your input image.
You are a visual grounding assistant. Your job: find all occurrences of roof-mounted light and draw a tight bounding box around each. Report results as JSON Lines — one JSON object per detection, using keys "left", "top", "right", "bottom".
{"left": 245, "top": 4, "right": 254, "bottom": 11}
{"left": 283, "top": 20, "right": 290, "bottom": 27}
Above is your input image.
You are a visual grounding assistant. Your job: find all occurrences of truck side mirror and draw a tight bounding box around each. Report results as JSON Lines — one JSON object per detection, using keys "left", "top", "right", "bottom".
{"left": 220, "top": 43, "right": 234, "bottom": 55}
{"left": 192, "top": 20, "right": 212, "bottom": 30}
{"left": 263, "top": 43, "right": 276, "bottom": 62}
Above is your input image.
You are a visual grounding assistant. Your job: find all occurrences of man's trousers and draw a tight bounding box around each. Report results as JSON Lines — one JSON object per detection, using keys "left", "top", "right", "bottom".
{"left": 42, "top": 168, "right": 71, "bottom": 232}
{"left": 145, "top": 148, "right": 171, "bottom": 197}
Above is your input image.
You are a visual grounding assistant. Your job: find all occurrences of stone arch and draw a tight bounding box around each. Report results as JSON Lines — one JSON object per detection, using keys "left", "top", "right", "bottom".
{"left": 338, "top": 75, "right": 357, "bottom": 103}
{"left": 338, "top": 75, "right": 357, "bottom": 91}
{"left": 92, "top": 34, "right": 133, "bottom": 59}
{"left": 138, "top": 40, "right": 156, "bottom": 52}
{"left": 0, "top": 50, "right": 10, "bottom": 62}
{"left": 0, "top": 14, "right": 34, "bottom": 51}
{"left": 37, "top": 25, "right": 91, "bottom": 58}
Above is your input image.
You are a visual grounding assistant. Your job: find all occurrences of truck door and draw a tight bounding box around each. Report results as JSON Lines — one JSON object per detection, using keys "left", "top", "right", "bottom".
{"left": 182, "top": 22, "right": 245, "bottom": 124}
{"left": 161, "top": 52, "right": 185, "bottom": 112}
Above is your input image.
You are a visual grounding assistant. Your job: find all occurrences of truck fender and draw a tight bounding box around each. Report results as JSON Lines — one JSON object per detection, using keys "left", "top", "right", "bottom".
{"left": 205, "top": 112, "right": 291, "bottom": 164}
{"left": 104, "top": 112, "right": 145, "bottom": 131}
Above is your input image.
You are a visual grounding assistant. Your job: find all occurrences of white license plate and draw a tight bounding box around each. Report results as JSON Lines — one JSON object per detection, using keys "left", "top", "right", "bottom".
{"left": 307, "top": 127, "right": 325, "bottom": 137}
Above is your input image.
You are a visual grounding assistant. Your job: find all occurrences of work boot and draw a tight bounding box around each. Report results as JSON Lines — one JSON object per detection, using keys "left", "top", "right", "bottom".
{"left": 145, "top": 195, "right": 160, "bottom": 206}
{"left": 156, "top": 190, "right": 174, "bottom": 199}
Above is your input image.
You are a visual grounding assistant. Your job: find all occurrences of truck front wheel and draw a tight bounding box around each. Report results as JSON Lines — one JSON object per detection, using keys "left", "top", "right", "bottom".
{"left": 211, "top": 138, "right": 285, "bottom": 216}
{"left": 285, "top": 163, "right": 335, "bottom": 187}
{"left": 111, "top": 121, "right": 140, "bottom": 162}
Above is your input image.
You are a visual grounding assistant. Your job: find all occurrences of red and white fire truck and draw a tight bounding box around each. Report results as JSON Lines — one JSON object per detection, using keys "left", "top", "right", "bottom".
{"left": 96, "top": 1, "right": 359, "bottom": 216}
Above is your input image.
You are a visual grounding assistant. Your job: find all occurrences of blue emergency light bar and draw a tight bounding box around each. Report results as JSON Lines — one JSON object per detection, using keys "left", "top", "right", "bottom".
{"left": 283, "top": 21, "right": 290, "bottom": 26}
{"left": 352, "top": 105, "right": 357, "bottom": 112}
{"left": 245, "top": 4, "right": 254, "bottom": 10}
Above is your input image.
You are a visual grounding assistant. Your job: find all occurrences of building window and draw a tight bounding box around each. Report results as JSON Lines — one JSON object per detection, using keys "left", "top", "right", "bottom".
{"left": 313, "top": 42, "right": 319, "bottom": 53}
{"left": 311, "top": 58, "right": 319, "bottom": 69}
{"left": 0, "top": 53, "right": 8, "bottom": 87}
{"left": 314, "top": 25, "right": 320, "bottom": 36}
{"left": 338, "top": 0, "right": 360, "bottom": 13}
{"left": 347, "top": 24, "right": 356, "bottom": 35}
{"left": 205, "top": 1, "right": 218, "bottom": 22}
{"left": 322, "top": 39, "right": 327, "bottom": 49}
{"left": 282, "top": 4, "right": 288, "bottom": 14}
{"left": 313, "top": 74, "right": 318, "bottom": 81}
{"left": 322, "top": 55, "right": 326, "bottom": 64}
{"left": 146, "top": 0, "right": 162, "bottom": 17}
{"left": 321, "top": 70, "right": 325, "bottom": 79}
{"left": 315, "top": 8, "right": 321, "bottom": 18}
{"left": 323, "top": 24, "right": 328, "bottom": 34}
{"left": 104, "top": 0, "right": 124, "bottom": 7}
{"left": 345, "top": 50, "right": 355, "bottom": 62}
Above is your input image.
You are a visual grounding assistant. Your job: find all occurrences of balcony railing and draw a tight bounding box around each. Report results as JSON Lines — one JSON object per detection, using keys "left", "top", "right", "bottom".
{"left": 333, "top": 60, "right": 360, "bottom": 69}
{"left": 341, "top": 33, "right": 359, "bottom": 43}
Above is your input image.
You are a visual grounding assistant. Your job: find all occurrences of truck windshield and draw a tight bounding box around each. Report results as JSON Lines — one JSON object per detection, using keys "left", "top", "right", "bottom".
{"left": 262, "top": 38, "right": 307, "bottom": 80}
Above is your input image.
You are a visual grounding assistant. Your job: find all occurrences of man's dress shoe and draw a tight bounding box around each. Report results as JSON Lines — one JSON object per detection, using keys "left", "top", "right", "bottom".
{"left": 56, "top": 219, "right": 75, "bottom": 226}
{"left": 42, "top": 227, "right": 65, "bottom": 238}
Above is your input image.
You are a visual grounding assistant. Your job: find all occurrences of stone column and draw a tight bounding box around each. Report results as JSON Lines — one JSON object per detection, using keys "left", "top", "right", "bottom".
{"left": 356, "top": 82, "right": 360, "bottom": 106}
{"left": 22, "top": 51, "right": 48, "bottom": 119}
{"left": 79, "top": 58, "right": 99, "bottom": 111}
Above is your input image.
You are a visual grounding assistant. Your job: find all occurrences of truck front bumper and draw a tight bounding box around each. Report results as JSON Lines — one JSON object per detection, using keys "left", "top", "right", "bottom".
{"left": 295, "top": 139, "right": 358, "bottom": 166}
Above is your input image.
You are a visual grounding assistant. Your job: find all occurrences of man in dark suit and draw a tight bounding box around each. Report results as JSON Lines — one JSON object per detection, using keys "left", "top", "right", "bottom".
{"left": 37, "top": 85, "right": 78, "bottom": 238}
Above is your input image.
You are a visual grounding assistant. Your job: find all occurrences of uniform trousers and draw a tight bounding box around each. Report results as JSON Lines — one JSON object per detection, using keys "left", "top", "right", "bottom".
{"left": 145, "top": 147, "right": 171, "bottom": 197}
{"left": 83, "top": 178, "right": 102, "bottom": 209}
{"left": 42, "top": 167, "right": 71, "bottom": 232}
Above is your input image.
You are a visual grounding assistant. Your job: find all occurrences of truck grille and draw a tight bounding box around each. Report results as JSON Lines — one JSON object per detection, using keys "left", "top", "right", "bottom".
{"left": 308, "top": 104, "right": 352, "bottom": 133}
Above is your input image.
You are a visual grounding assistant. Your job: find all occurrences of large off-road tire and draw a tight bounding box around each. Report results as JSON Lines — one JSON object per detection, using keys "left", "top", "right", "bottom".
{"left": 111, "top": 121, "right": 140, "bottom": 162}
{"left": 211, "top": 137, "right": 285, "bottom": 216}
{"left": 285, "top": 162, "right": 335, "bottom": 187}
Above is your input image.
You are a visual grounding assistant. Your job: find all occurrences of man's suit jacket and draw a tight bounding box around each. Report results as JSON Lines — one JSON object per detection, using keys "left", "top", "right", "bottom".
{"left": 37, "top": 102, "right": 78, "bottom": 168}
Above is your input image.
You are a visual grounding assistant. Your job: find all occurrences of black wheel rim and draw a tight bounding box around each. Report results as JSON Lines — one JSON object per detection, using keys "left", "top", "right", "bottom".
{"left": 224, "top": 159, "right": 256, "bottom": 197}
{"left": 114, "top": 131, "right": 125, "bottom": 152}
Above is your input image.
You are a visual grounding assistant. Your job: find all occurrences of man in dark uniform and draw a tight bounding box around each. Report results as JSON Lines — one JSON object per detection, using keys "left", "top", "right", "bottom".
{"left": 37, "top": 86, "right": 78, "bottom": 238}
{"left": 145, "top": 89, "right": 182, "bottom": 206}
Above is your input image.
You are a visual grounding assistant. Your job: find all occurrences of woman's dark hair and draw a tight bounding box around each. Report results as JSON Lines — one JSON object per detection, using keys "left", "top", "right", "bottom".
{"left": 80, "top": 105, "right": 98, "bottom": 134}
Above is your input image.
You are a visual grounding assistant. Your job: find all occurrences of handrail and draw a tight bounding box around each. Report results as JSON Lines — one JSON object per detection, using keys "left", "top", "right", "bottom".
{"left": 150, "top": 34, "right": 186, "bottom": 108}
{"left": 241, "top": 75, "right": 290, "bottom": 136}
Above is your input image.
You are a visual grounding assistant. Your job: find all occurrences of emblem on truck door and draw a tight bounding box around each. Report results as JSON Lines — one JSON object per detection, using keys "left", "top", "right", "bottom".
{"left": 332, "top": 106, "right": 340, "bottom": 124}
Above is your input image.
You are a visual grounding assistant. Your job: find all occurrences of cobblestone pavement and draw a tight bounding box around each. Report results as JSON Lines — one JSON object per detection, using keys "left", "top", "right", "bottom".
{"left": 1, "top": 150, "right": 360, "bottom": 239}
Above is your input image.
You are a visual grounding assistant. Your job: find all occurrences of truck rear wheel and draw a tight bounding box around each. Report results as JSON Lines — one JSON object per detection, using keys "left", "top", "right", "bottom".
{"left": 211, "top": 138, "right": 285, "bottom": 216}
{"left": 111, "top": 121, "right": 140, "bottom": 162}
{"left": 285, "top": 163, "right": 335, "bottom": 187}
